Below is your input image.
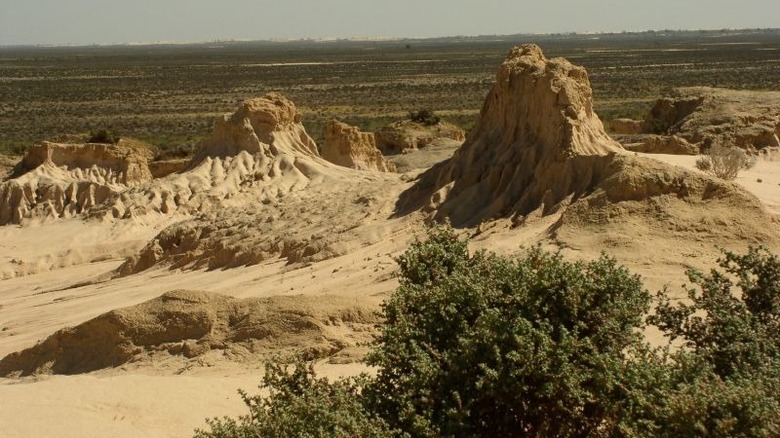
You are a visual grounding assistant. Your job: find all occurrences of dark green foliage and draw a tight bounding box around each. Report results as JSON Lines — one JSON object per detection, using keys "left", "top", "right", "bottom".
{"left": 646, "top": 246, "right": 780, "bottom": 436}
{"left": 194, "top": 357, "right": 393, "bottom": 438}
{"left": 652, "top": 246, "right": 780, "bottom": 378}
{"left": 366, "top": 227, "right": 652, "bottom": 437}
{"left": 649, "top": 118, "right": 669, "bottom": 134}
{"left": 408, "top": 109, "right": 441, "bottom": 126}
{"left": 87, "top": 129, "right": 120, "bottom": 144}
{"left": 195, "top": 229, "right": 780, "bottom": 438}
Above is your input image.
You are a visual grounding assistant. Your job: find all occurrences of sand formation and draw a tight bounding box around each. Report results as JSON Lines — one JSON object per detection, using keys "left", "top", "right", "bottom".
{"left": 0, "top": 141, "right": 153, "bottom": 225}
{"left": 0, "top": 93, "right": 361, "bottom": 225}
{"left": 320, "top": 119, "right": 395, "bottom": 172}
{"left": 617, "top": 134, "right": 699, "bottom": 155}
{"left": 2, "top": 45, "right": 779, "bottom": 382}
{"left": 397, "top": 44, "right": 622, "bottom": 225}
{"left": 94, "top": 92, "right": 352, "bottom": 221}
{"left": 376, "top": 119, "right": 465, "bottom": 154}
{"left": 614, "top": 87, "right": 780, "bottom": 152}
{"left": 0, "top": 290, "right": 379, "bottom": 376}
{"left": 116, "top": 96, "right": 399, "bottom": 275}
{"left": 398, "top": 44, "right": 777, "bottom": 248}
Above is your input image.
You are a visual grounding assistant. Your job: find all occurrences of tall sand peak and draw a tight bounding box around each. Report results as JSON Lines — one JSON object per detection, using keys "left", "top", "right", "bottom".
{"left": 397, "top": 44, "right": 777, "bottom": 253}
{"left": 397, "top": 44, "right": 623, "bottom": 226}
{"left": 193, "top": 92, "right": 319, "bottom": 161}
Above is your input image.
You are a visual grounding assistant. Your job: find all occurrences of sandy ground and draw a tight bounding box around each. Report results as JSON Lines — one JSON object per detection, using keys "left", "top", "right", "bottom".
{"left": 0, "top": 363, "right": 367, "bottom": 437}
{"left": 0, "top": 152, "right": 778, "bottom": 437}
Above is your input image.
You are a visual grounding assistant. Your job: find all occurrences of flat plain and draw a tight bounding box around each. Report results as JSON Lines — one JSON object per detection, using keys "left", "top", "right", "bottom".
{"left": 1, "top": 29, "right": 779, "bottom": 157}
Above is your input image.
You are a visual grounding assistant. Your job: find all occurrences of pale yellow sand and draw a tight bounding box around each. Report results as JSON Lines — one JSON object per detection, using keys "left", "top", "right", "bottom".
{"left": 1, "top": 155, "right": 777, "bottom": 437}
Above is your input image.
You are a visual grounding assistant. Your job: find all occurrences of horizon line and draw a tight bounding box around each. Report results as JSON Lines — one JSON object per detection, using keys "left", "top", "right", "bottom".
{"left": 2, "top": 27, "right": 778, "bottom": 49}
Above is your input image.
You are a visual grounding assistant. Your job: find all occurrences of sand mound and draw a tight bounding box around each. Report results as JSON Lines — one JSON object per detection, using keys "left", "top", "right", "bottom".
{"left": 397, "top": 44, "right": 623, "bottom": 226}
{"left": 116, "top": 176, "right": 398, "bottom": 275}
{"left": 112, "top": 95, "right": 402, "bottom": 275}
{"left": 0, "top": 141, "right": 153, "bottom": 225}
{"left": 555, "top": 154, "right": 776, "bottom": 243}
{"left": 641, "top": 87, "right": 780, "bottom": 150}
{"left": 397, "top": 44, "right": 778, "bottom": 248}
{"left": 0, "top": 290, "right": 379, "bottom": 377}
{"left": 321, "top": 119, "right": 395, "bottom": 172}
{"left": 376, "top": 119, "right": 465, "bottom": 154}
{"left": 89, "top": 93, "right": 379, "bottom": 225}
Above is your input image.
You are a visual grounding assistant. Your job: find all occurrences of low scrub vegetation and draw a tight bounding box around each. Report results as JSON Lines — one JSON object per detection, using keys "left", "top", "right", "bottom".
{"left": 87, "top": 129, "right": 120, "bottom": 144}
{"left": 695, "top": 143, "right": 757, "bottom": 180}
{"left": 196, "top": 226, "right": 780, "bottom": 437}
{"left": 2, "top": 30, "right": 779, "bottom": 157}
{"left": 408, "top": 109, "right": 441, "bottom": 126}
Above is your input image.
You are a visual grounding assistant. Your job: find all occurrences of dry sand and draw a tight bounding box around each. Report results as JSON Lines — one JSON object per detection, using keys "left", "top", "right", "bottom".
{"left": 1, "top": 155, "right": 777, "bottom": 437}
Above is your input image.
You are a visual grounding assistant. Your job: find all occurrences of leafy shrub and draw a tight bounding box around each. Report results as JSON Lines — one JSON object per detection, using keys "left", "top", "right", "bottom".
{"left": 196, "top": 228, "right": 780, "bottom": 437}
{"left": 365, "top": 227, "right": 652, "bottom": 437}
{"left": 88, "top": 129, "right": 120, "bottom": 144}
{"left": 408, "top": 109, "right": 440, "bottom": 126}
{"left": 194, "top": 357, "right": 393, "bottom": 438}
{"left": 648, "top": 246, "right": 780, "bottom": 436}
{"left": 649, "top": 118, "right": 670, "bottom": 135}
{"left": 695, "top": 143, "right": 756, "bottom": 180}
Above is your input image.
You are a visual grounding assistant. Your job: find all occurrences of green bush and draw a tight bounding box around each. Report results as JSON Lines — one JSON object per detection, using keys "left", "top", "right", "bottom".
{"left": 87, "top": 129, "right": 120, "bottom": 144}
{"left": 196, "top": 227, "right": 780, "bottom": 437}
{"left": 194, "top": 358, "right": 393, "bottom": 438}
{"left": 647, "top": 246, "right": 780, "bottom": 436}
{"left": 408, "top": 109, "right": 441, "bottom": 126}
{"left": 365, "top": 227, "right": 652, "bottom": 436}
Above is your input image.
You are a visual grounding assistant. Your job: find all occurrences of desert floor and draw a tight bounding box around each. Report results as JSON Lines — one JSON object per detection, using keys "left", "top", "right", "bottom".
{"left": 0, "top": 152, "right": 778, "bottom": 437}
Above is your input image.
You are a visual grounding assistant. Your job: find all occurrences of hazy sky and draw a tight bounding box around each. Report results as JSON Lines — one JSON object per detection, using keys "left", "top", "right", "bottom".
{"left": 1, "top": 0, "right": 778, "bottom": 46}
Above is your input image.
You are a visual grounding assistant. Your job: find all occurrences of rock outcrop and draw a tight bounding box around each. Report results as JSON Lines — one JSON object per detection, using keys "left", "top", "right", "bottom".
{"left": 0, "top": 290, "right": 379, "bottom": 376}
{"left": 610, "top": 118, "right": 644, "bottom": 135}
{"left": 93, "top": 93, "right": 341, "bottom": 221}
{"left": 193, "top": 93, "right": 319, "bottom": 161}
{"left": 397, "top": 44, "right": 623, "bottom": 226}
{"left": 397, "top": 44, "right": 777, "bottom": 248}
{"left": 376, "top": 120, "right": 465, "bottom": 154}
{"left": 320, "top": 120, "right": 395, "bottom": 172}
{"left": 642, "top": 87, "right": 780, "bottom": 150}
{"left": 0, "top": 141, "right": 153, "bottom": 225}
{"left": 618, "top": 134, "right": 699, "bottom": 155}
{"left": 149, "top": 159, "right": 188, "bottom": 178}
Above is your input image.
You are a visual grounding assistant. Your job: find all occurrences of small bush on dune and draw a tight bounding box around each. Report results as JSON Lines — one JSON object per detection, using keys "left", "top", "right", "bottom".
{"left": 695, "top": 143, "right": 756, "bottom": 180}
{"left": 196, "top": 227, "right": 780, "bottom": 437}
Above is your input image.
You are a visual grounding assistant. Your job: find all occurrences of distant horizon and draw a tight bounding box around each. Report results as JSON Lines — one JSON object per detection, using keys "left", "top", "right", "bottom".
{"left": 2, "top": 27, "right": 778, "bottom": 49}
{"left": 2, "top": 0, "right": 779, "bottom": 47}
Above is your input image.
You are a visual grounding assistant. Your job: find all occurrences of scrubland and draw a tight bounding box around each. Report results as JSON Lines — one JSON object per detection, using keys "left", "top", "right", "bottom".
{"left": 1, "top": 29, "right": 778, "bottom": 156}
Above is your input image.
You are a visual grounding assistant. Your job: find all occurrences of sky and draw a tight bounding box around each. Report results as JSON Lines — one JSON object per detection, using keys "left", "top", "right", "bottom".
{"left": 1, "top": 0, "right": 778, "bottom": 46}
